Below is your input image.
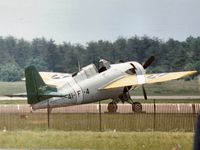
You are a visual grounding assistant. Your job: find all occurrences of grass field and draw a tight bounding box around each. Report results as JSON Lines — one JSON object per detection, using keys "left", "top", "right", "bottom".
{"left": 0, "top": 131, "right": 194, "bottom": 150}
{"left": 0, "top": 81, "right": 26, "bottom": 95}
{"left": 0, "top": 100, "right": 27, "bottom": 104}
{"left": 131, "top": 79, "right": 200, "bottom": 96}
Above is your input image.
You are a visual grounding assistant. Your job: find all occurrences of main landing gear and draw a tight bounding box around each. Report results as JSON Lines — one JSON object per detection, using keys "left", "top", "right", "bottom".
{"left": 132, "top": 102, "right": 142, "bottom": 112}
{"left": 107, "top": 100, "right": 142, "bottom": 113}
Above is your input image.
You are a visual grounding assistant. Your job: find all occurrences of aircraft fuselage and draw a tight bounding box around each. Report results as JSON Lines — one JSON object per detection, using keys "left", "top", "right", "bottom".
{"left": 32, "top": 61, "right": 145, "bottom": 110}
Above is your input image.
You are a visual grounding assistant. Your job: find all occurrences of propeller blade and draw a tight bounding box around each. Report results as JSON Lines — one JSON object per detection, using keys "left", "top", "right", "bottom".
{"left": 143, "top": 56, "right": 155, "bottom": 69}
{"left": 142, "top": 85, "right": 147, "bottom": 100}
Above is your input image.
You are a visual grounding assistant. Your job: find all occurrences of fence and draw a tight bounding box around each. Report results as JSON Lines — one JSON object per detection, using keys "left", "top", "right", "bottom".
{"left": 0, "top": 103, "right": 199, "bottom": 132}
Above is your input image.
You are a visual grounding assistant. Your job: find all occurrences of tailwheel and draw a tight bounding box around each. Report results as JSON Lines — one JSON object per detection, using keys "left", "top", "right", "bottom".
{"left": 132, "top": 102, "right": 142, "bottom": 113}
{"left": 107, "top": 102, "right": 118, "bottom": 113}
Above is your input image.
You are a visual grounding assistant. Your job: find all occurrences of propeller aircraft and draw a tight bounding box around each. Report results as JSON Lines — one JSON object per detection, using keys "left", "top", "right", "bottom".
{"left": 10, "top": 56, "right": 197, "bottom": 112}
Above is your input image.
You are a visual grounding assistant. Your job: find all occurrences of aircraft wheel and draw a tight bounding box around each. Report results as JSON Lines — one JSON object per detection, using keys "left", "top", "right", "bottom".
{"left": 107, "top": 102, "right": 118, "bottom": 113}
{"left": 132, "top": 102, "right": 142, "bottom": 113}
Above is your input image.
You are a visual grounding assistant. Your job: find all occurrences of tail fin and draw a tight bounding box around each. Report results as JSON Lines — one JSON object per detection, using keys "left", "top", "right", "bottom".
{"left": 25, "top": 66, "right": 57, "bottom": 104}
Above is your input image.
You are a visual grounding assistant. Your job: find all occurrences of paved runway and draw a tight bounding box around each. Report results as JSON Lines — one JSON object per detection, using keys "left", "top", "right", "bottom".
{"left": 0, "top": 103, "right": 200, "bottom": 114}
{"left": 0, "top": 96, "right": 26, "bottom": 100}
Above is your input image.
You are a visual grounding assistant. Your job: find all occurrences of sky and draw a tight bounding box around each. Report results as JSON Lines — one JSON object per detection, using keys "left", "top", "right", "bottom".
{"left": 0, "top": 0, "right": 200, "bottom": 44}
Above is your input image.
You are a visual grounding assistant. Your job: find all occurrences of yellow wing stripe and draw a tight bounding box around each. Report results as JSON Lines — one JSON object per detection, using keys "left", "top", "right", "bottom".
{"left": 103, "top": 75, "right": 138, "bottom": 89}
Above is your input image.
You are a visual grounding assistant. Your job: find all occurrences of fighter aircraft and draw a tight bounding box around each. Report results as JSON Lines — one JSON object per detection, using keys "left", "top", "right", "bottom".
{"left": 11, "top": 56, "right": 197, "bottom": 112}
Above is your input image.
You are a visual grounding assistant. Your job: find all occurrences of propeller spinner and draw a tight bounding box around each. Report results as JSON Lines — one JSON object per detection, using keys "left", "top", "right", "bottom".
{"left": 121, "top": 56, "right": 155, "bottom": 101}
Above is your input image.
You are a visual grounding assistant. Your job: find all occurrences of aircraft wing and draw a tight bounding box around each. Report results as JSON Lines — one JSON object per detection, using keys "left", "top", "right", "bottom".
{"left": 101, "top": 70, "right": 197, "bottom": 90}
{"left": 145, "top": 71, "right": 197, "bottom": 84}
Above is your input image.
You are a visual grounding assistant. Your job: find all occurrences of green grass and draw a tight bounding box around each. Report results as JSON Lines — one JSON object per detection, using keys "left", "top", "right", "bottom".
{"left": 0, "top": 131, "right": 194, "bottom": 150}
{"left": 0, "top": 81, "right": 26, "bottom": 95}
{"left": 0, "top": 100, "right": 27, "bottom": 104}
{"left": 131, "top": 79, "right": 200, "bottom": 96}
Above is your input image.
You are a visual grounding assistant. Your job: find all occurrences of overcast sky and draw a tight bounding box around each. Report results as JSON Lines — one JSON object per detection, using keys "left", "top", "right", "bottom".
{"left": 0, "top": 0, "right": 200, "bottom": 44}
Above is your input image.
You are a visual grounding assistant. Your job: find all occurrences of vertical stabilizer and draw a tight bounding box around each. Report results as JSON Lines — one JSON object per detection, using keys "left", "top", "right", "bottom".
{"left": 25, "top": 66, "right": 56, "bottom": 104}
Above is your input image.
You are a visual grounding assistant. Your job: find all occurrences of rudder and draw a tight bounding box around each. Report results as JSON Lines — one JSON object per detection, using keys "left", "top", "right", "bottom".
{"left": 25, "top": 66, "right": 56, "bottom": 104}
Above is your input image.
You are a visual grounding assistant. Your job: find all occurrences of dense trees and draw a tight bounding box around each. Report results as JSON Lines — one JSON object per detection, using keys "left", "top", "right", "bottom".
{"left": 0, "top": 35, "right": 199, "bottom": 81}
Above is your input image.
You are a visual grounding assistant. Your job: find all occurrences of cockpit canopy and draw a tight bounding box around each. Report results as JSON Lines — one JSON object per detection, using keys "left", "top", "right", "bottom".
{"left": 98, "top": 59, "right": 110, "bottom": 73}
{"left": 74, "top": 64, "right": 98, "bottom": 82}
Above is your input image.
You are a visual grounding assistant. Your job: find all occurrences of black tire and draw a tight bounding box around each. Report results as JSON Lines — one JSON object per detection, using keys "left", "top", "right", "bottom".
{"left": 132, "top": 102, "right": 142, "bottom": 113}
{"left": 107, "top": 102, "right": 118, "bottom": 113}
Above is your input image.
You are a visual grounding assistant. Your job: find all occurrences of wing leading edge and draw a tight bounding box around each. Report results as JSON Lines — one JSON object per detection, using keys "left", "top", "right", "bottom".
{"left": 101, "top": 70, "right": 197, "bottom": 90}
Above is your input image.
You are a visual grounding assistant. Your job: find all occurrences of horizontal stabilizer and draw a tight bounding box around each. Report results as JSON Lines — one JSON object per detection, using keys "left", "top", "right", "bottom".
{"left": 5, "top": 92, "right": 66, "bottom": 98}
{"left": 5, "top": 93, "right": 27, "bottom": 97}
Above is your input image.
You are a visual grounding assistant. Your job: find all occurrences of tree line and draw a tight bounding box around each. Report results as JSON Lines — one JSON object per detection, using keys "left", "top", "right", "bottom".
{"left": 0, "top": 35, "right": 199, "bottom": 81}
